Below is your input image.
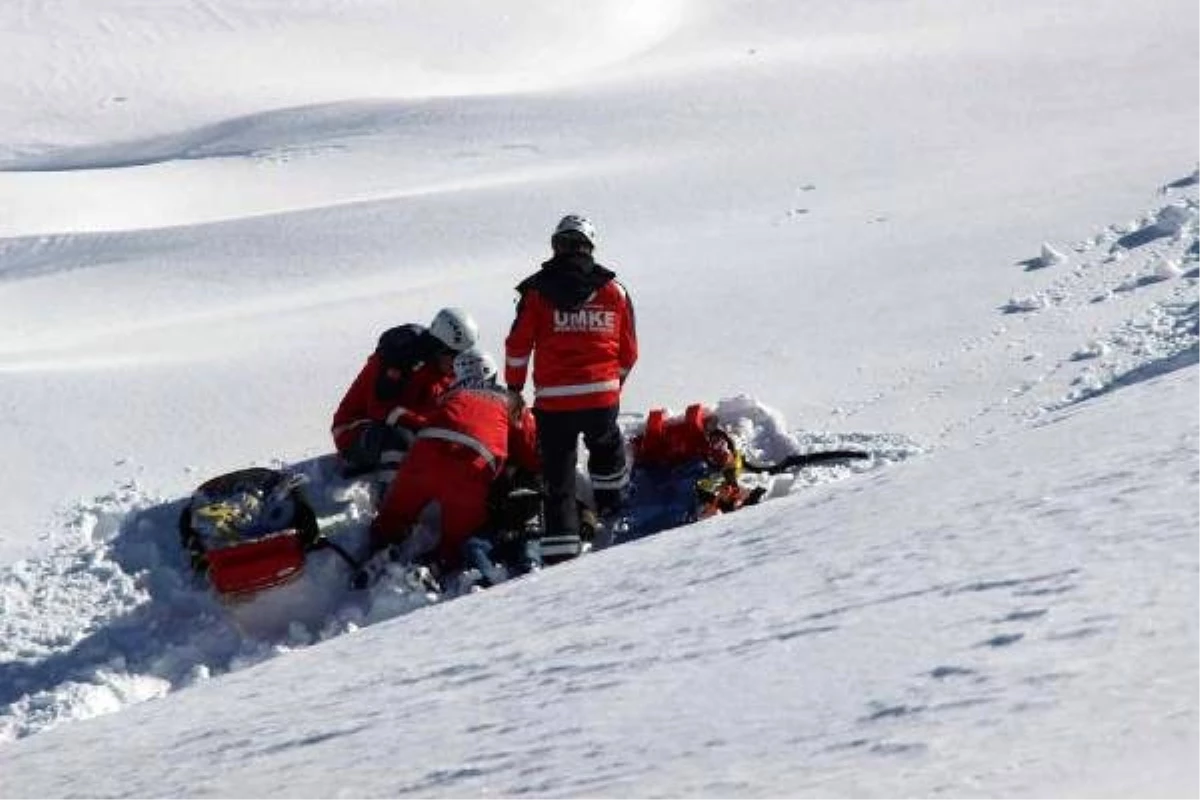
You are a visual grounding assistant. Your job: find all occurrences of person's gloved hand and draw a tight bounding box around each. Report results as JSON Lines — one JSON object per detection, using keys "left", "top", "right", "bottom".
{"left": 506, "top": 387, "right": 526, "bottom": 422}
{"left": 363, "top": 421, "right": 394, "bottom": 461}
{"left": 345, "top": 421, "right": 414, "bottom": 470}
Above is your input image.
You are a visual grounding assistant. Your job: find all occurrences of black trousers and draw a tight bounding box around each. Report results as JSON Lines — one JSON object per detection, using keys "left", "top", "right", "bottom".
{"left": 533, "top": 405, "right": 628, "bottom": 548}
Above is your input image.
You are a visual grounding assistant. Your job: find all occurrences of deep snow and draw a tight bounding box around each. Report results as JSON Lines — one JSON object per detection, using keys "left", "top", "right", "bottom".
{"left": 0, "top": 0, "right": 1196, "bottom": 796}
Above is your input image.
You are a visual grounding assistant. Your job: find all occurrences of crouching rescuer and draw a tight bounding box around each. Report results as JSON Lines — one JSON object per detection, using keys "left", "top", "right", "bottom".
{"left": 331, "top": 307, "right": 479, "bottom": 478}
{"left": 505, "top": 214, "right": 638, "bottom": 563}
{"left": 365, "top": 348, "right": 540, "bottom": 576}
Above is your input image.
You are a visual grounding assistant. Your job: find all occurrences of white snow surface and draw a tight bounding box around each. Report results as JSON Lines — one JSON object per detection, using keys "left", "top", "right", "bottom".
{"left": 0, "top": 0, "right": 1197, "bottom": 797}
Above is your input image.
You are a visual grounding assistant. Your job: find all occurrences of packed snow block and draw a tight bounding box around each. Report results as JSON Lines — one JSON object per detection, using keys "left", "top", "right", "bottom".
{"left": 1115, "top": 202, "right": 1199, "bottom": 250}
{"left": 1039, "top": 242, "right": 1069, "bottom": 268}
{"left": 1153, "top": 202, "right": 1197, "bottom": 236}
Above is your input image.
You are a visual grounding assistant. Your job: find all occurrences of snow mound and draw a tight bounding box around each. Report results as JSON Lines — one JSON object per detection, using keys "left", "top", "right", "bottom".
{"left": 1039, "top": 242, "right": 1069, "bottom": 267}
{"left": 1152, "top": 202, "right": 1197, "bottom": 237}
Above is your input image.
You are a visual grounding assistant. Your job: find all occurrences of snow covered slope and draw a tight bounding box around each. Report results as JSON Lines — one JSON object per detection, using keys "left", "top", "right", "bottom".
{"left": 1, "top": 365, "right": 1195, "bottom": 797}
{"left": 2, "top": 0, "right": 1195, "bottom": 555}
{"left": 0, "top": 0, "right": 1196, "bottom": 795}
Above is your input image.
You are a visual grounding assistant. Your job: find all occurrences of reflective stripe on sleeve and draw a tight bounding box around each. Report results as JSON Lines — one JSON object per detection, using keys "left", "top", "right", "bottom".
{"left": 385, "top": 407, "right": 412, "bottom": 426}
{"left": 332, "top": 419, "right": 371, "bottom": 439}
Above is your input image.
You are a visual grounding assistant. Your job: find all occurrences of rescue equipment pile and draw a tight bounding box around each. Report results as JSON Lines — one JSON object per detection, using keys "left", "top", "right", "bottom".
{"left": 179, "top": 402, "right": 875, "bottom": 602}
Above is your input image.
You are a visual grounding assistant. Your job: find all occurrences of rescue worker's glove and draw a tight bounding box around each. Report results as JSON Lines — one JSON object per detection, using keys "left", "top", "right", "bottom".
{"left": 344, "top": 421, "right": 414, "bottom": 470}
{"left": 506, "top": 387, "right": 526, "bottom": 421}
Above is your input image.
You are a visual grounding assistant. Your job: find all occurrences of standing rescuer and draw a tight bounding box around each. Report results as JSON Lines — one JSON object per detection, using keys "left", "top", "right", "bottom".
{"left": 504, "top": 214, "right": 639, "bottom": 563}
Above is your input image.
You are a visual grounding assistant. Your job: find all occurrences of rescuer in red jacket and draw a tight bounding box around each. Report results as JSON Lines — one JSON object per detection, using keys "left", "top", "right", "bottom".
{"left": 504, "top": 214, "right": 638, "bottom": 563}
{"left": 368, "top": 349, "right": 540, "bottom": 571}
{"left": 331, "top": 307, "right": 479, "bottom": 475}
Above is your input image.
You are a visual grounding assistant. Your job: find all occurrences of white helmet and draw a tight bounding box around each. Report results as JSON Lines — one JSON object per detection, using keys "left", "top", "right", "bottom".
{"left": 429, "top": 307, "right": 478, "bottom": 352}
{"left": 453, "top": 348, "right": 498, "bottom": 385}
{"left": 553, "top": 214, "right": 597, "bottom": 248}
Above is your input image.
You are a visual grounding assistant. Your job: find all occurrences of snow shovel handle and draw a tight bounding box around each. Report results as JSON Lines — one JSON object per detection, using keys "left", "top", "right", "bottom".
{"left": 742, "top": 449, "right": 871, "bottom": 475}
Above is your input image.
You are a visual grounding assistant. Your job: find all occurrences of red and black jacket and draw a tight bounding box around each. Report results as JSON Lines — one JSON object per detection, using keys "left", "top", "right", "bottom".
{"left": 330, "top": 324, "right": 452, "bottom": 454}
{"left": 414, "top": 381, "right": 540, "bottom": 476}
{"left": 504, "top": 252, "right": 638, "bottom": 412}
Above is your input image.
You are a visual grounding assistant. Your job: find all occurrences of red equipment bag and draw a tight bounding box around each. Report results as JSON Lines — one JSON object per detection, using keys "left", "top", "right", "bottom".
{"left": 203, "top": 532, "right": 308, "bottom": 597}
{"left": 632, "top": 403, "right": 738, "bottom": 470}
{"left": 179, "top": 467, "right": 320, "bottom": 599}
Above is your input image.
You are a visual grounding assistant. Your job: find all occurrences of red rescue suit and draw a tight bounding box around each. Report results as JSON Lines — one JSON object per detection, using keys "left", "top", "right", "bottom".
{"left": 371, "top": 383, "right": 538, "bottom": 567}
{"left": 330, "top": 354, "right": 450, "bottom": 455}
{"left": 504, "top": 270, "right": 638, "bottom": 412}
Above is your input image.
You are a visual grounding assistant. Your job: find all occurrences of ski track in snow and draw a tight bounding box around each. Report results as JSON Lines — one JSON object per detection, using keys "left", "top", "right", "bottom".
{"left": 0, "top": 401, "right": 915, "bottom": 743}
